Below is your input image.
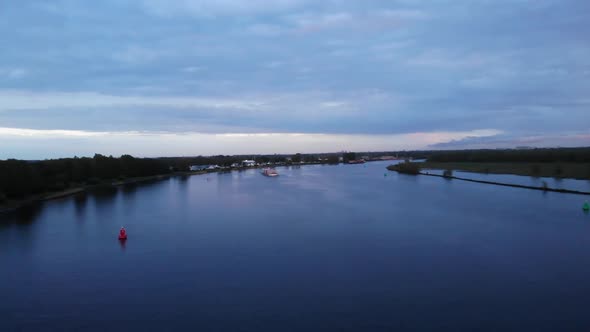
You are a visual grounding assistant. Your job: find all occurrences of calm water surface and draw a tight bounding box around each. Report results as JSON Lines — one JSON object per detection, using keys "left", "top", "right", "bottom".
{"left": 1, "top": 161, "right": 590, "bottom": 331}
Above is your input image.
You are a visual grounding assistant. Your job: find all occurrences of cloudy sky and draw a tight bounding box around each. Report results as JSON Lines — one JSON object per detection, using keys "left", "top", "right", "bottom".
{"left": 1, "top": 0, "right": 589, "bottom": 159}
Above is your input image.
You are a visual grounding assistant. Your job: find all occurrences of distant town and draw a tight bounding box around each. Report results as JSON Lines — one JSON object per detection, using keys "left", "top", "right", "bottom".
{"left": 184, "top": 152, "right": 404, "bottom": 172}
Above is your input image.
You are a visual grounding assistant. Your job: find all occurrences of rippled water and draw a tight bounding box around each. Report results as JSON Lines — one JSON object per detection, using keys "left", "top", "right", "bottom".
{"left": 1, "top": 161, "right": 590, "bottom": 331}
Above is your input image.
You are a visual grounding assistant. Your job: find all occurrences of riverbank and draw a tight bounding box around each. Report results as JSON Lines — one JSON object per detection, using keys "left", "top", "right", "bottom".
{"left": 421, "top": 172, "right": 590, "bottom": 196}
{"left": 0, "top": 162, "right": 350, "bottom": 214}
{"left": 386, "top": 163, "right": 590, "bottom": 196}
{"left": 0, "top": 171, "right": 211, "bottom": 214}
{"left": 419, "top": 162, "right": 590, "bottom": 180}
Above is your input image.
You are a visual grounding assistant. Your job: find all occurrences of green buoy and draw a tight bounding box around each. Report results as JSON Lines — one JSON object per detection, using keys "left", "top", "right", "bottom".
{"left": 584, "top": 202, "right": 590, "bottom": 211}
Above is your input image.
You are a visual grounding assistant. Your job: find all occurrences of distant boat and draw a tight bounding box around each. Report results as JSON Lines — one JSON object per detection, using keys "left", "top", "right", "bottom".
{"left": 261, "top": 168, "right": 279, "bottom": 177}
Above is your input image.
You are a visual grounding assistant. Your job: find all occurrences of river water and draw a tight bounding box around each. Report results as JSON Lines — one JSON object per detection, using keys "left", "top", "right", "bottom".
{"left": 1, "top": 161, "right": 590, "bottom": 331}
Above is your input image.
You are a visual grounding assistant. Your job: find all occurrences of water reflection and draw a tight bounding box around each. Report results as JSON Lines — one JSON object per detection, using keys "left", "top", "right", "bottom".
{"left": 177, "top": 175, "right": 189, "bottom": 190}
{"left": 120, "top": 184, "right": 138, "bottom": 215}
{"left": 0, "top": 203, "right": 44, "bottom": 229}
{"left": 121, "top": 183, "right": 138, "bottom": 196}
{"left": 73, "top": 193, "right": 88, "bottom": 219}
{"left": 89, "top": 186, "right": 119, "bottom": 218}
{"left": 119, "top": 238, "right": 127, "bottom": 251}
{"left": 216, "top": 172, "right": 236, "bottom": 192}
{"left": 0, "top": 203, "right": 44, "bottom": 252}
{"left": 91, "top": 186, "right": 118, "bottom": 206}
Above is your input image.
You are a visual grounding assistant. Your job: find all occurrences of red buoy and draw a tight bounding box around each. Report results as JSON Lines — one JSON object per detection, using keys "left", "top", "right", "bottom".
{"left": 119, "top": 227, "right": 127, "bottom": 240}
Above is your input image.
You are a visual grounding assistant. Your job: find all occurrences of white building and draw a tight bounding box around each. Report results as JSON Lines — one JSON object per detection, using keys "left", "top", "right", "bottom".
{"left": 242, "top": 160, "right": 256, "bottom": 167}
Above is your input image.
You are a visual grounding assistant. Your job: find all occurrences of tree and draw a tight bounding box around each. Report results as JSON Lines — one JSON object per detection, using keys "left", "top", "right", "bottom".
{"left": 0, "top": 155, "right": 170, "bottom": 201}
{"left": 97, "top": 154, "right": 121, "bottom": 179}
{"left": 554, "top": 164, "right": 563, "bottom": 177}
{"left": 291, "top": 153, "right": 302, "bottom": 163}
{"left": 304, "top": 154, "right": 318, "bottom": 163}
{"left": 120, "top": 154, "right": 136, "bottom": 177}
{"left": 255, "top": 156, "right": 270, "bottom": 164}
{"left": 326, "top": 155, "right": 340, "bottom": 164}
{"left": 272, "top": 156, "right": 287, "bottom": 163}
{"left": 387, "top": 162, "right": 421, "bottom": 175}
{"left": 530, "top": 164, "right": 541, "bottom": 177}
{"left": 343, "top": 152, "right": 356, "bottom": 163}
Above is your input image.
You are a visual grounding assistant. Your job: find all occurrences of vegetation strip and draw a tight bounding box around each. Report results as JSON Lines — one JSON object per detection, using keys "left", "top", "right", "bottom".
{"left": 0, "top": 171, "right": 202, "bottom": 213}
{"left": 420, "top": 172, "right": 590, "bottom": 195}
{"left": 0, "top": 159, "right": 367, "bottom": 213}
{"left": 420, "top": 162, "right": 590, "bottom": 180}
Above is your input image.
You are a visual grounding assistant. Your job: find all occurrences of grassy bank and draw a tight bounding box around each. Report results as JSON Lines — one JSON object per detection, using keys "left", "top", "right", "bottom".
{"left": 420, "top": 162, "right": 590, "bottom": 180}
{"left": 387, "top": 162, "right": 590, "bottom": 195}
{"left": 420, "top": 172, "right": 590, "bottom": 196}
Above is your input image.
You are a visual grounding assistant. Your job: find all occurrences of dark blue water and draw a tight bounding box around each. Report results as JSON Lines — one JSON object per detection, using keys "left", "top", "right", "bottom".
{"left": 2, "top": 161, "right": 590, "bottom": 331}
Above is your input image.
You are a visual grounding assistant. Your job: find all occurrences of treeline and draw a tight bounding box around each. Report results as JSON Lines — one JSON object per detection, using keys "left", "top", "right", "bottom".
{"left": 7, "top": 147, "right": 586, "bottom": 202}
{"left": 426, "top": 148, "right": 590, "bottom": 163}
{"left": 161, "top": 153, "right": 343, "bottom": 170}
{"left": 373, "top": 148, "right": 590, "bottom": 162}
{"left": 387, "top": 161, "right": 421, "bottom": 175}
{"left": 0, "top": 154, "right": 169, "bottom": 200}
{"left": 162, "top": 155, "right": 289, "bottom": 170}
{"left": 0, "top": 152, "right": 346, "bottom": 202}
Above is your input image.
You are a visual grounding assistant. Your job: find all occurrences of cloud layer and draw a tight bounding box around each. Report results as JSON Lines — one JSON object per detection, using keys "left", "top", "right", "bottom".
{"left": 0, "top": 127, "right": 502, "bottom": 159}
{"left": 1, "top": 0, "right": 589, "bottom": 158}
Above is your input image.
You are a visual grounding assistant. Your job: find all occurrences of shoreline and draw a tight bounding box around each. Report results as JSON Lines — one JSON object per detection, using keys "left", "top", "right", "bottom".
{"left": 0, "top": 171, "right": 207, "bottom": 214}
{"left": 393, "top": 170, "right": 590, "bottom": 196}
{"left": 387, "top": 161, "right": 590, "bottom": 195}
{"left": 422, "top": 172, "right": 590, "bottom": 195}
{"left": 0, "top": 161, "right": 358, "bottom": 214}
{"left": 419, "top": 161, "right": 590, "bottom": 180}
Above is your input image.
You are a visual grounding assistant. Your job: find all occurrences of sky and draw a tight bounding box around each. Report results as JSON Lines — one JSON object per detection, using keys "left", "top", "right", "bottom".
{"left": 1, "top": 0, "right": 589, "bottom": 159}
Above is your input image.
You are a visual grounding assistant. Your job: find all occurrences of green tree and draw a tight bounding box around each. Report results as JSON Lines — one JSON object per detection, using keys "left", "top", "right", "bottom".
{"left": 304, "top": 154, "right": 318, "bottom": 163}
{"left": 554, "top": 164, "right": 563, "bottom": 177}
{"left": 291, "top": 153, "right": 302, "bottom": 163}
{"left": 326, "top": 155, "right": 340, "bottom": 164}
{"left": 530, "top": 164, "right": 541, "bottom": 177}
{"left": 388, "top": 162, "right": 421, "bottom": 175}
{"left": 343, "top": 152, "right": 356, "bottom": 163}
